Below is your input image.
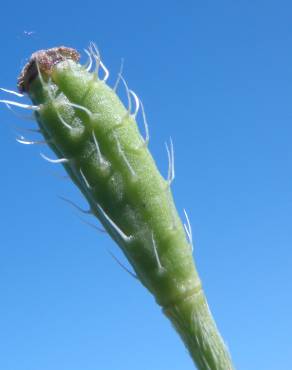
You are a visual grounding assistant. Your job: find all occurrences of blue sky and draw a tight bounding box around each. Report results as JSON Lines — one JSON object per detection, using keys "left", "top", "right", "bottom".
{"left": 0, "top": 1, "right": 292, "bottom": 369}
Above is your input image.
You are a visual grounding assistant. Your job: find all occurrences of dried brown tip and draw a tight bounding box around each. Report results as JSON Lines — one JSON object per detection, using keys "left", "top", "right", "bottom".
{"left": 17, "top": 46, "right": 80, "bottom": 93}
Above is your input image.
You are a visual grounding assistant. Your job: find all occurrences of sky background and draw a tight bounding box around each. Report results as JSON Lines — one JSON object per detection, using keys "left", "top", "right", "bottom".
{"left": 0, "top": 1, "right": 292, "bottom": 369}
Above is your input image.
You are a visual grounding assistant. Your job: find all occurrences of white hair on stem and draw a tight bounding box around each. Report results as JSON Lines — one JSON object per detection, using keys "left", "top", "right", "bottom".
{"left": 107, "top": 250, "right": 138, "bottom": 280}
{"left": 79, "top": 168, "right": 92, "bottom": 189}
{"left": 140, "top": 99, "right": 149, "bottom": 146}
{"left": 40, "top": 152, "right": 69, "bottom": 164}
{"left": 66, "top": 101, "right": 92, "bottom": 119}
{"left": 119, "top": 74, "right": 132, "bottom": 114}
{"left": 114, "top": 133, "right": 136, "bottom": 178}
{"left": 46, "top": 85, "right": 75, "bottom": 131}
{"left": 183, "top": 208, "right": 193, "bottom": 251}
{"left": 56, "top": 109, "right": 75, "bottom": 131}
{"left": 58, "top": 195, "right": 92, "bottom": 215}
{"left": 0, "top": 99, "right": 39, "bottom": 111}
{"left": 165, "top": 137, "right": 175, "bottom": 185}
{"left": 86, "top": 42, "right": 106, "bottom": 81}
{"left": 99, "top": 60, "right": 109, "bottom": 82}
{"left": 113, "top": 58, "right": 124, "bottom": 92}
{"left": 88, "top": 42, "right": 109, "bottom": 82}
{"left": 113, "top": 64, "right": 147, "bottom": 144}
{"left": 95, "top": 202, "right": 132, "bottom": 243}
{"left": 84, "top": 48, "right": 93, "bottom": 72}
{"left": 0, "top": 87, "right": 24, "bottom": 98}
{"left": 89, "top": 42, "right": 101, "bottom": 74}
{"left": 119, "top": 77, "right": 143, "bottom": 119}
{"left": 16, "top": 135, "right": 48, "bottom": 145}
{"left": 129, "top": 89, "right": 140, "bottom": 118}
{"left": 92, "top": 130, "right": 107, "bottom": 167}
{"left": 5, "top": 103, "right": 36, "bottom": 121}
{"left": 151, "top": 232, "right": 163, "bottom": 270}
{"left": 78, "top": 215, "right": 106, "bottom": 234}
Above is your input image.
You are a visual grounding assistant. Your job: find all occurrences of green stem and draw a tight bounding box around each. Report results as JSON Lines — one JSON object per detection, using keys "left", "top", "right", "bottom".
{"left": 15, "top": 46, "right": 235, "bottom": 370}
{"left": 164, "top": 290, "right": 234, "bottom": 370}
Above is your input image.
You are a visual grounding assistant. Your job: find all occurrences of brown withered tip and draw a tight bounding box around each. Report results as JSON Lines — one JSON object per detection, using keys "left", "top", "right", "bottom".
{"left": 17, "top": 46, "right": 80, "bottom": 93}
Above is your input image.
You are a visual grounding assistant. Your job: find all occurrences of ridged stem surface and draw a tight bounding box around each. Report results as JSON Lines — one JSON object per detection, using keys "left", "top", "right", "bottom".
{"left": 18, "top": 49, "right": 234, "bottom": 370}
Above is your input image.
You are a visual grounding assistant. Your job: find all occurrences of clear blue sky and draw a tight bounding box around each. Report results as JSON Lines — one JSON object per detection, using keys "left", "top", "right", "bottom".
{"left": 0, "top": 1, "right": 292, "bottom": 369}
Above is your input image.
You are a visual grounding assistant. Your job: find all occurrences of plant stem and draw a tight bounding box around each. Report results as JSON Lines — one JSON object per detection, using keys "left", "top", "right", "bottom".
{"left": 164, "top": 289, "right": 234, "bottom": 370}
{"left": 14, "top": 46, "right": 235, "bottom": 370}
